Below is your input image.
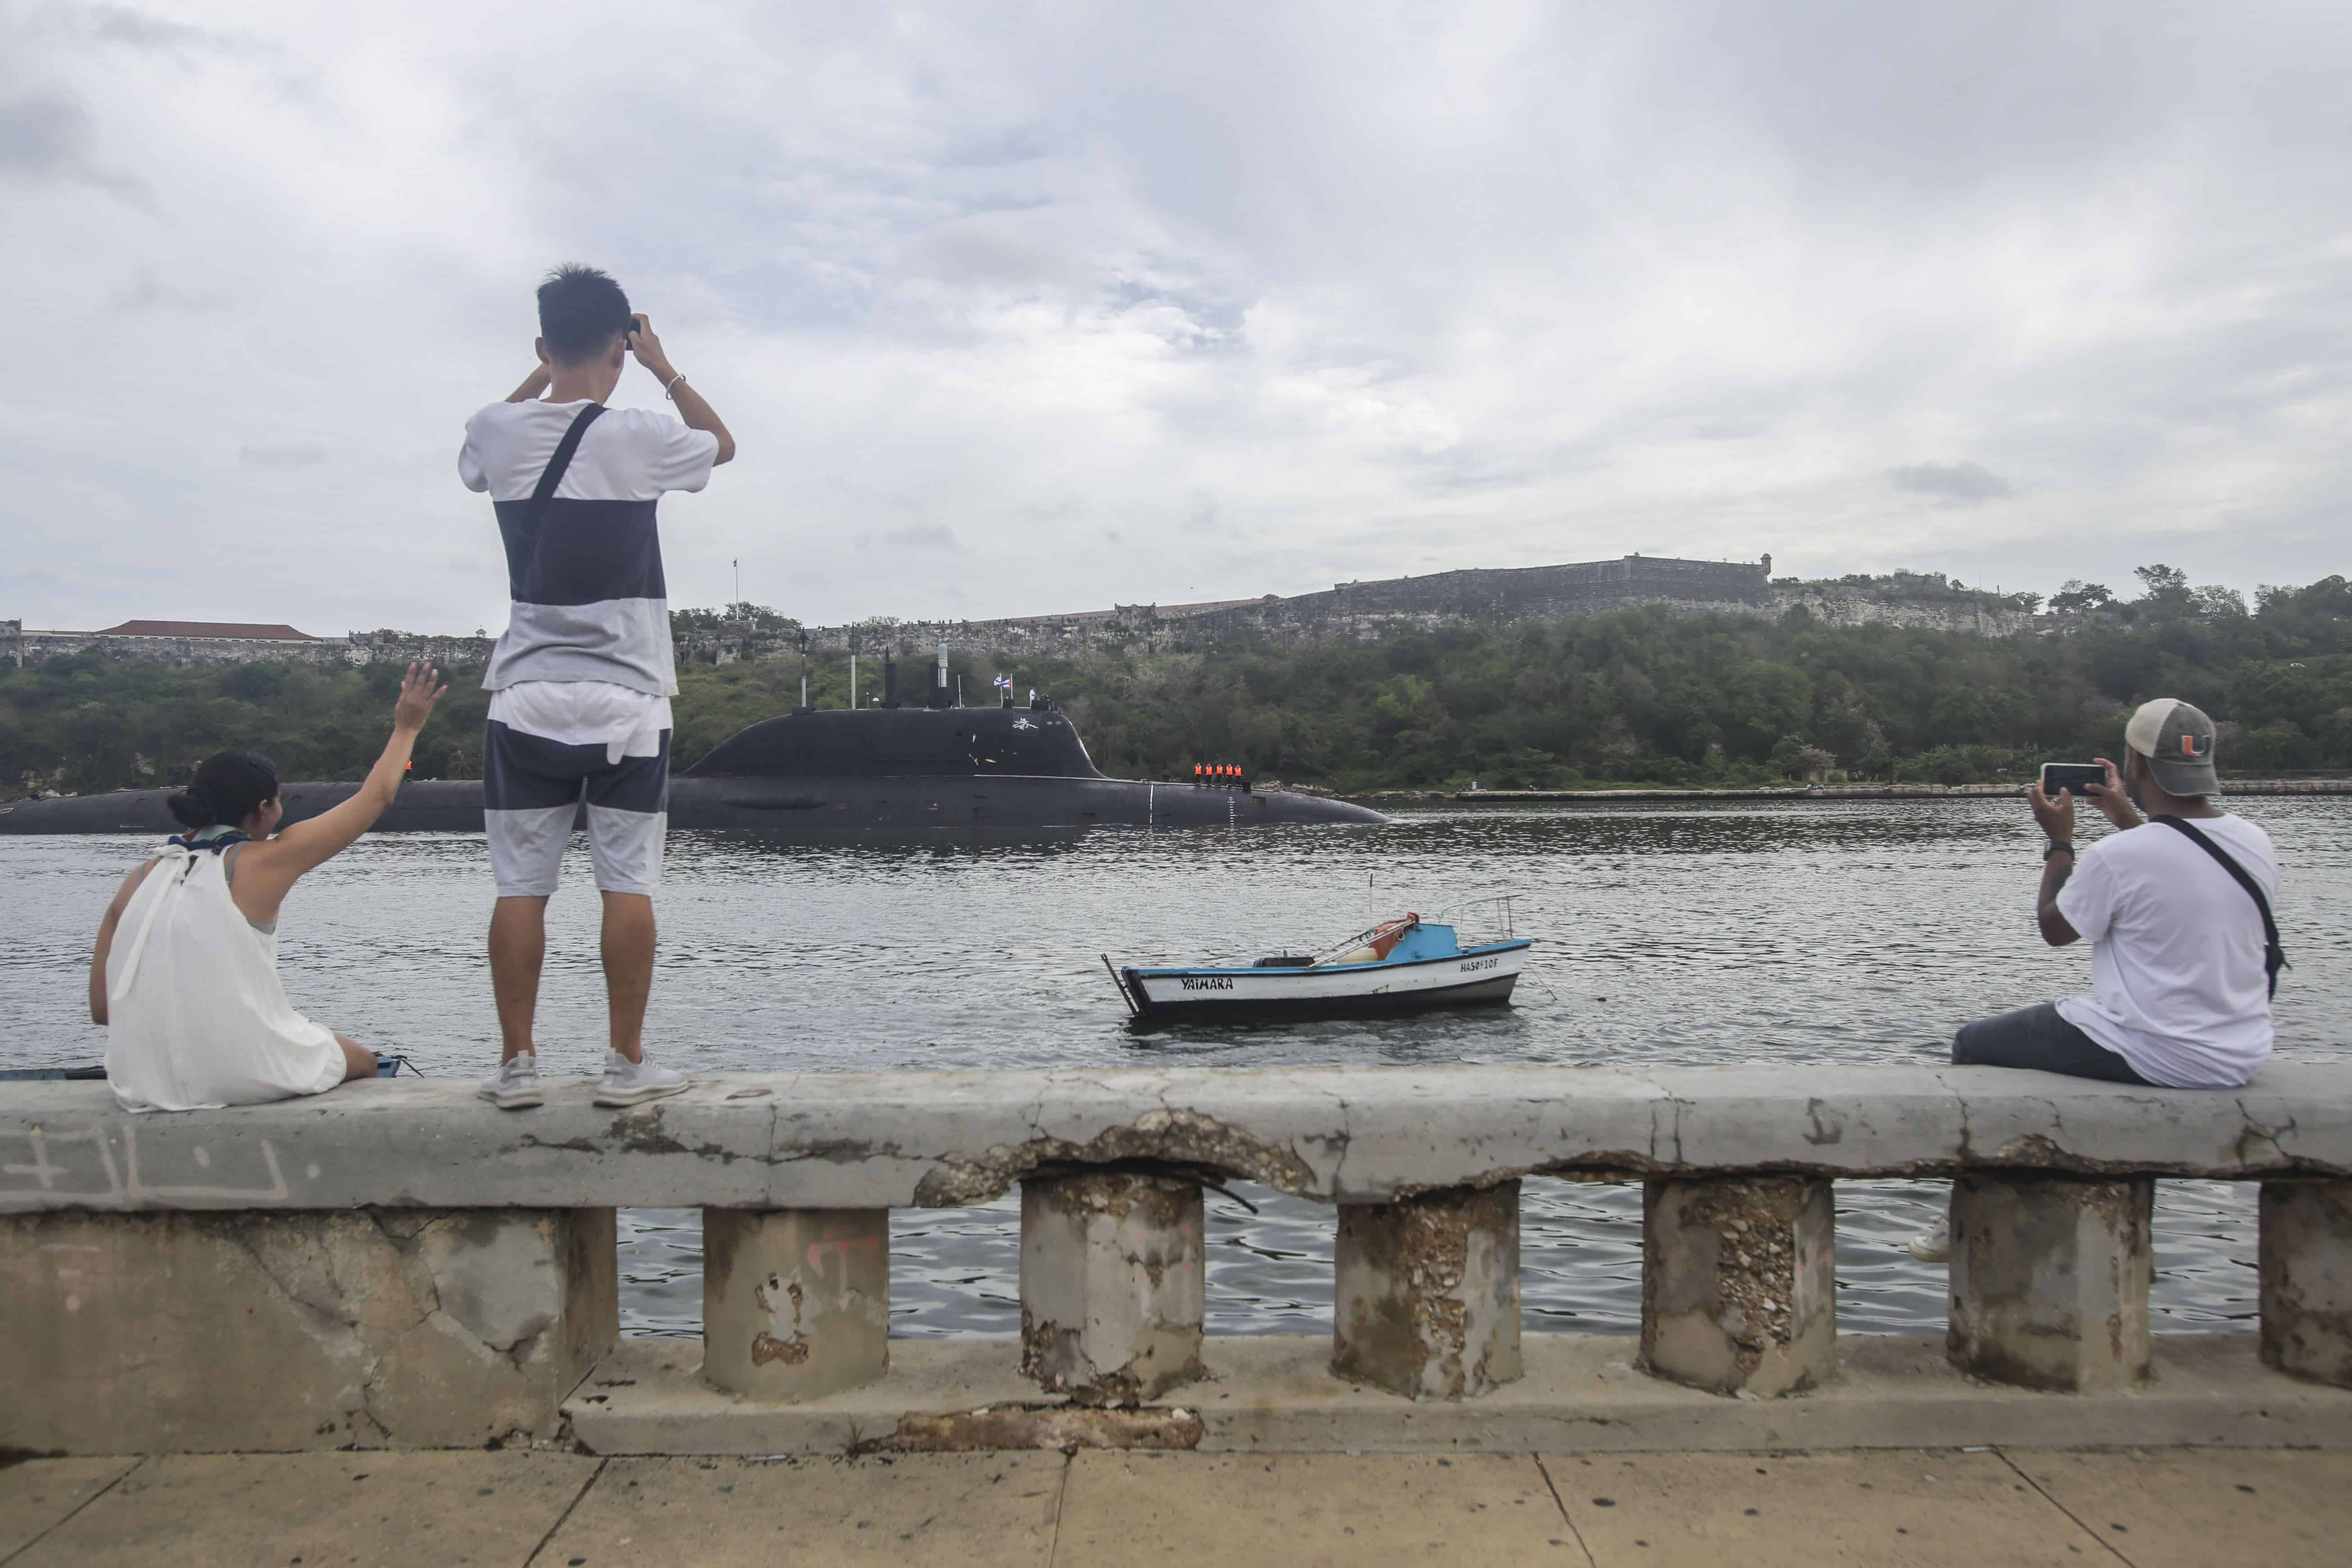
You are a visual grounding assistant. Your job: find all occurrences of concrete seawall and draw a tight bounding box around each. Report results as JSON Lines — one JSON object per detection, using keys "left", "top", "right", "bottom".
{"left": 4, "top": 1065, "right": 2347, "bottom": 1456}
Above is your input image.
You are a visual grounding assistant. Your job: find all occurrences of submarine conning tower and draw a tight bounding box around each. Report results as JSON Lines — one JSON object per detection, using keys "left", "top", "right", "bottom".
{"left": 680, "top": 706, "right": 1108, "bottom": 781}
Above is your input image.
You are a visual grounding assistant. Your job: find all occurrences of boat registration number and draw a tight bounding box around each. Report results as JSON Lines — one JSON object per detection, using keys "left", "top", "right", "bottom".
{"left": 1459, "top": 956, "right": 1500, "bottom": 972}
{"left": 1178, "top": 977, "right": 1234, "bottom": 991}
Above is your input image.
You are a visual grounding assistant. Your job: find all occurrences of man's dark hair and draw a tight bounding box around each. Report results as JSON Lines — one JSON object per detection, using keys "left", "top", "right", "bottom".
{"left": 537, "top": 264, "right": 632, "bottom": 365}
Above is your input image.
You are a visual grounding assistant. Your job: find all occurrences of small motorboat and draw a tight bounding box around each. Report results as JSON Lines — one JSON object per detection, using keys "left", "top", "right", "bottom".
{"left": 1109, "top": 910, "right": 1534, "bottom": 1018}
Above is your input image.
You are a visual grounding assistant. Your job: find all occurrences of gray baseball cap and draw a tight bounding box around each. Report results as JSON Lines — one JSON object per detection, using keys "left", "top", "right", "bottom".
{"left": 2124, "top": 698, "right": 2219, "bottom": 796}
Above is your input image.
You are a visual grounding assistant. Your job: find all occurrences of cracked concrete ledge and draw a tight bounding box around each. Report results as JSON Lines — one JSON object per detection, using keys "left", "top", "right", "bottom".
{"left": 5, "top": 1064, "right": 2350, "bottom": 1213}
{"left": 1, "top": 1208, "right": 614, "bottom": 1453}
{"left": 563, "top": 1332, "right": 2352, "bottom": 1456}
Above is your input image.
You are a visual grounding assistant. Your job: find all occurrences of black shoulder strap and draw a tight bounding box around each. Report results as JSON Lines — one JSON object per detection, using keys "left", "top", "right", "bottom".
{"left": 2152, "top": 815, "right": 2287, "bottom": 998}
{"left": 525, "top": 404, "right": 607, "bottom": 530}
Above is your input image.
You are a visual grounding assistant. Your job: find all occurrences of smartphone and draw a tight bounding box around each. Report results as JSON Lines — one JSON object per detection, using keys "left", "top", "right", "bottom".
{"left": 2040, "top": 762, "right": 2107, "bottom": 798}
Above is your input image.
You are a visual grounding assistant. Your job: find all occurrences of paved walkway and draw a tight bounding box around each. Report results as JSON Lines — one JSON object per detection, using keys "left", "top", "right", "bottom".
{"left": 4, "top": 1447, "right": 2347, "bottom": 1566}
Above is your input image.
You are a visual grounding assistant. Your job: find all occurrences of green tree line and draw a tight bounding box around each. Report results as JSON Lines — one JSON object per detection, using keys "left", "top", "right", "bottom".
{"left": 5, "top": 570, "right": 2349, "bottom": 796}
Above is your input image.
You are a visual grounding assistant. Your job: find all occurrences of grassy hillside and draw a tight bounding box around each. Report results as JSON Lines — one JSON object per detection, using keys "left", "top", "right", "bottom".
{"left": 5, "top": 573, "right": 2349, "bottom": 795}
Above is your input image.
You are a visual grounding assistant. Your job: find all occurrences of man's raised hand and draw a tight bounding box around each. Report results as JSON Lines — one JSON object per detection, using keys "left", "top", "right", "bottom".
{"left": 626, "top": 310, "right": 733, "bottom": 461}
{"left": 2084, "top": 756, "right": 2142, "bottom": 829}
{"left": 626, "top": 314, "right": 674, "bottom": 379}
{"left": 2028, "top": 778, "right": 2076, "bottom": 843}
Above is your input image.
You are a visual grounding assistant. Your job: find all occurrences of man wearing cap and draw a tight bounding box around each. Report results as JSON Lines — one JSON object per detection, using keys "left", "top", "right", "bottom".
{"left": 1908, "top": 699, "right": 2282, "bottom": 1260}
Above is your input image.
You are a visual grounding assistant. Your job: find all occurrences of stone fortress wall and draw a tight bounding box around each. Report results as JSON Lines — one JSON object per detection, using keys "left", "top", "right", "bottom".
{"left": 682, "top": 554, "right": 2034, "bottom": 665}
{"left": 2, "top": 554, "right": 2038, "bottom": 672}
{"left": 1770, "top": 577, "right": 2035, "bottom": 636}
{"left": 1, "top": 622, "right": 500, "bottom": 671}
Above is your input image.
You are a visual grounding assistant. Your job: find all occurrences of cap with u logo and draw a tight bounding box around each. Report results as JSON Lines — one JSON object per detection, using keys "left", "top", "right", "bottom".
{"left": 2124, "top": 698, "right": 2219, "bottom": 796}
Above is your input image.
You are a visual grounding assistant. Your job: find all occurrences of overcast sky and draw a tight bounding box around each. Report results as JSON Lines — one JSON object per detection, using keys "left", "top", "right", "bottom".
{"left": 4, "top": 1, "right": 2347, "bottom": 633}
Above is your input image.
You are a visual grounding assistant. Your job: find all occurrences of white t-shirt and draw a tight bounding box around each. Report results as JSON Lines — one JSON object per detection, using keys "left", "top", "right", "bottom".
{"left": 459, "top": 399, "right": 719, "bottom": 503}
{"left": 487, "top": 679, "right": 672, "bottom": 764}
{"left": 461, "top": 398, "right": 718, "bottom": 737}
{"left": 459, "top": 399, "right": 719, "bottom": 701}
{"left": 2054, "top": 814, "right": 2279, "bottom": 1088}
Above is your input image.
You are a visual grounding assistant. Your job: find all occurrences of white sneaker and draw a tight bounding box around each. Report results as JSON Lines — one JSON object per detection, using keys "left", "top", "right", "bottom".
{"left": 478, "top": 1051, "right": 544, "bottom": 1110}
{"left": 594, "top": 1050, "right": 690, "bottom": 1108}
{"left": 1903, "top": 1212, "right": 1951, "bottom": 1263}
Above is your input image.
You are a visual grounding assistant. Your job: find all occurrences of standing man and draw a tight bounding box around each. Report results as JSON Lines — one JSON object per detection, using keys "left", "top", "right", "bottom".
{"left": 460, "top": 265, "right": 735, "bottom": 1109}
{"left": 1907, "top": 698, "right": 2283, "bottom": 1259}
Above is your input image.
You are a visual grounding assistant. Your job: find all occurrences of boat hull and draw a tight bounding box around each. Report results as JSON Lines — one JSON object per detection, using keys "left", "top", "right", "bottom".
{"left": 1120, "top": 941, "right": 1530, "bottom": 1017}
{"left": 0, "top": 776, "right": 1383, "bottom": 835}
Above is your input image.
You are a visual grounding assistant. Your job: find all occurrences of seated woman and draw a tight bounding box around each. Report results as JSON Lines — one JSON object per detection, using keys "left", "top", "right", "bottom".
{"left": 89, "top": 664, "right": 446, "bottom": 1111}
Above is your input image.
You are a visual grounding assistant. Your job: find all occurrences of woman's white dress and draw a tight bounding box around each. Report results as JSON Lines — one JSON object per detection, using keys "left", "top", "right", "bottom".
{"left": 104, "top": 843, "right": 344, "bottom": 1112}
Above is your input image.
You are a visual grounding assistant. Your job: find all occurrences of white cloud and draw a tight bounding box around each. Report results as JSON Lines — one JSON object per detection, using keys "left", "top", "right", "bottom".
{"left": 0, "top": 94, "right": 152, "bottom": 206}
{"left": 878, "top": 524, "right": 958, "bottom": 551}
{"left": 1888, "top": 462, "right": 2014, "bottom": 505}
{"left": 240, "top": 443, "right": 327, "bottom": 468}
{"left": 1, "top": 0, "right": 2347, "bottom": 634}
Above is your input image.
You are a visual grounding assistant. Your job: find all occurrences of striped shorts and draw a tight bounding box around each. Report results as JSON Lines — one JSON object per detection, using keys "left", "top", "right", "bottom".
{"left": 482, "top": 719, "right": 669, "bottom": 897}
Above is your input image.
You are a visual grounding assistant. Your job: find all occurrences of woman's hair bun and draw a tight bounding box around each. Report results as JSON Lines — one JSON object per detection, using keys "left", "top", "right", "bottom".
{"left": 167, "top": 753, "right": 279, "bottom": 831}
{"left": 165, "top": 784, "right": 217, "bottom": 829}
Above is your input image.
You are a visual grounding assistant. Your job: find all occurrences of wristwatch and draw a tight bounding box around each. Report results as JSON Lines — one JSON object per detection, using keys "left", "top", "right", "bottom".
{"left": 2043, "top": 840, "right": 2075, "bottom": 860}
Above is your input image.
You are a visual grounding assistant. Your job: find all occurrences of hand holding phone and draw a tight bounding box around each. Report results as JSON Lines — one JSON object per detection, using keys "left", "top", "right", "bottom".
{"left": 2040, "top": 763, "right": 2106, "bottom": 798}
{"left": 2038, "top": 759, "right": 2140, "bottom": 835}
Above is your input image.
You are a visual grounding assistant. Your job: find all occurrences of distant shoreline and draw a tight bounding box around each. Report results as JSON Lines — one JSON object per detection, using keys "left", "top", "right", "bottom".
{"left": 1357, "top": 778, "right": 2352, "bottom": 804}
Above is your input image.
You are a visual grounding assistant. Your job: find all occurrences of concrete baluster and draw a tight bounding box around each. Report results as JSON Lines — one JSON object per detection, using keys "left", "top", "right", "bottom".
{"left": 1332, "top": 1180, "right": 1523, "bottom": 1400}
{"left": 1947, "top": 1173, "right": 2151, "bottom": 1392}
{"left": 1019, "top": 1170, "right": 1206, "bottom": 1404}
{"left": 701, "top": 1209, "right": 890, "bottom": 1401}
{"left": 1640, "top": 1176, "right": 1836, "bottom": 1397}
{"left": 2260, "top": 1177, "right": 2352, "bottom": 1389}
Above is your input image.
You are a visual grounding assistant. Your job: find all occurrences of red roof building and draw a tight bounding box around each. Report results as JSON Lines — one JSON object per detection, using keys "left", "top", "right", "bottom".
{"left": 92, "top": 621, "right": 322, "bottom": 641}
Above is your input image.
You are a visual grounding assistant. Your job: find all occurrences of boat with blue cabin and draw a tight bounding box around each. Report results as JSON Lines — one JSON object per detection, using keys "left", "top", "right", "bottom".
{"left": 1110, "top": 912, "right": 1533, "bottom": 1018}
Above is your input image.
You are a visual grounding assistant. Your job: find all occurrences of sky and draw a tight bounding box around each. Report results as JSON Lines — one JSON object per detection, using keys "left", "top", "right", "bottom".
{"left": 3, "top": 0, "right": 2348, "bottom": 635}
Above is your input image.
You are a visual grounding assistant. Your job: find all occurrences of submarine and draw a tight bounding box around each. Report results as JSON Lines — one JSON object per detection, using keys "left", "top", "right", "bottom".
{"left": 0, "top": 673, "right": 1385, "bottom": 836}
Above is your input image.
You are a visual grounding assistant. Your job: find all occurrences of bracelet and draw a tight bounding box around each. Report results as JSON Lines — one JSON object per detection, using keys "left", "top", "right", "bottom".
{"left": 2043, "top": 840, "right": 2075, "bottom": 860}
{"left": 663, "top": 372, "right": 688, "bottom": 401}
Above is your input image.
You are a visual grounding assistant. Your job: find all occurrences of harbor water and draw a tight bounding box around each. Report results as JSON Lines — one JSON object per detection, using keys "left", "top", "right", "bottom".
{"left": 5, "top": 798, "right": 2347, "bottom": 1341}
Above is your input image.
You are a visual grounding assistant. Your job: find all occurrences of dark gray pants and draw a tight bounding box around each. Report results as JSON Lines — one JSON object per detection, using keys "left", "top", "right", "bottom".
{"left": 1951, "top": 1002, "right": 2151, "bottom": 1085}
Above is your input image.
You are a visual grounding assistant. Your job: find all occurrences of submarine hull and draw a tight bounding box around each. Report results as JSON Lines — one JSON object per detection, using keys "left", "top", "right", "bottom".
{"left": 0, "top": 775, "right": 1382, "bottom": 834}
{"left": 0, "top": 706, "right": 1386, "bottom": 833}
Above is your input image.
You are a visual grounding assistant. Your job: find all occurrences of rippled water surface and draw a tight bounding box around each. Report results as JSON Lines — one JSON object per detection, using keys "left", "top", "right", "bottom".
{"left": 7, "top": 799, "right": 2348, "bottom": 1339}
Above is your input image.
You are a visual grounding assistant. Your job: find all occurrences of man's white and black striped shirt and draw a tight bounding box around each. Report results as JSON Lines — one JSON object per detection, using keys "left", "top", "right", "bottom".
{"left": 459, "top": 398, "right": 719, "bottom": 700}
